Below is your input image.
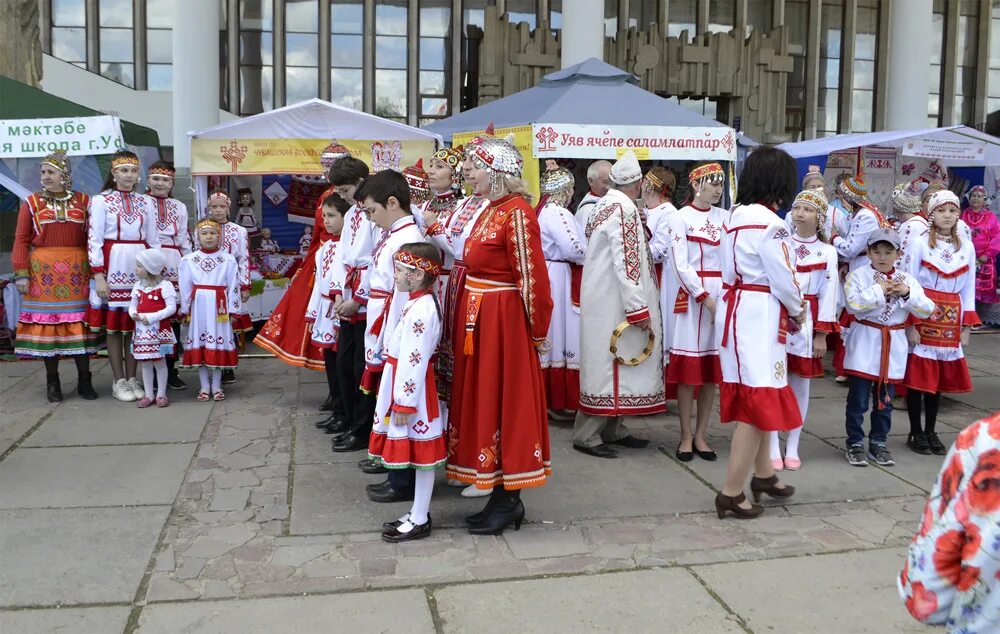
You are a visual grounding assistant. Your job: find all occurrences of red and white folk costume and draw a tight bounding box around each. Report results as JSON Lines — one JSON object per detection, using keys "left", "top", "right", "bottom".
{"left": 832, "top": 176, "right": 890, "bottom": 272}
{"left": 902, "top": 191, "right": 977, "bottom": 394}
{"left": 87, "top": 158, "right": 161, "bottom": 333}
{"left": 304, "top": 234, "right": 341, "bottom": 350}
{"left": 367, "top": 286, "right": 446, "bottom": 470}
{"left": 202, "top": 193, "right": 252, "bottom": 334}
{"left": 447, "top": 135, "right": 554, "bottom": 491}
{"left": 647, "top": 199, "right": 680, "bottom": 372}
{"left": 148, "top": 165, "right": 192, "bottom": 295}
{"left": 330, "top": 202, "right": 377, "bottom": 327}
{"left": 716, "top": 203, "right": 806, "bottom": 431}
{"left": 893, "top": 183, "right": 928, "bottom": 269}
{"left": 537, "top": 162, "right": 587, "bottom": 411}
{"left": 129, "top": 279, "right": 177, "bottom": 360}
{"left": 178, "top": 241, "right": 241, "bottom": 369}
{"left": 665, "top": 164, "right": 727, "bottom": 387}
{"left": 360, "top": 215, "right": 424, "bottom": 391}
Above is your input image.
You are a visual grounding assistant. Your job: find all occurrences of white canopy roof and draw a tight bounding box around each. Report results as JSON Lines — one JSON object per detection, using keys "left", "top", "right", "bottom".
{"left": 778, "top": 125, "right": 1000, "bottom": 167}
{"left": 188, "top": 98, "right": 442, "bottom": 144}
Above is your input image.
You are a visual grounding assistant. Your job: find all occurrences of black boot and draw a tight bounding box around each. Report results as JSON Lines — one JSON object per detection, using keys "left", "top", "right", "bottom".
{"left": 46, "top": 372, "right": 63, "bottom": 403}
{"left": 76, "top": 372, "right": 98, "bottom": 400}
{"left": 465, "top": 486, "right": 504, "bottom": 526}
{"left": 468, "top": 489, "right": 525, "bottom": 535}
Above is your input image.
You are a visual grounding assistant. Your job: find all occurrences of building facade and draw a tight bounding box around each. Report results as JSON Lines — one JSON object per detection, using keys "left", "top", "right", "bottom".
{"left": 36, "top": 0, "right": 1000, "bottom": 146}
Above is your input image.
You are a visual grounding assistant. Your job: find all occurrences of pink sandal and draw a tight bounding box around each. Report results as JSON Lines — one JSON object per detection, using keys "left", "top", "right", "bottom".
{"left": 137, "top": 396, "right": 153, "bottom": 408}
{"left": 784, "top": 457, "right": 802, "bottom": 471}
{"left": 197, "top": 391, "right": 210, "bottom": 402}
{"left": 213, "top": 391, "right": 226, "bottom": 402}
{"left": 156, "top": 396, "right": 169, "bottom": 408}
{"left": 770, "top": 457, "right": 784, "bottom": 472}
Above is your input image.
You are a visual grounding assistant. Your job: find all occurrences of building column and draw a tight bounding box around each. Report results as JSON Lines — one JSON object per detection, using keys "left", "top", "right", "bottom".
{"left": 172, "top": 0, "right": 219, "bottom": 176}
{"left": 561, "top": 0, "right": 604, "bottom": 68}
{"left": 886, "top": 0, "right": 932, "bottom": 130}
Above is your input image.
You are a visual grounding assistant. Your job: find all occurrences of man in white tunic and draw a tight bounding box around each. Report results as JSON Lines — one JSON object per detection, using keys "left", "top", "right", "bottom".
{"left": 575, "top": 160, "right": 612, "bottom": 235}
{"left": 572, "top": 151, "right": 666, "bottom": 459}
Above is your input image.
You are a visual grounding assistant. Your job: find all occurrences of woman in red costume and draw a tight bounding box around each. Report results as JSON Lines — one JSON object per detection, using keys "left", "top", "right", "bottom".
{"left": 445, "top": 134, "right": 553, "bottom": 535}
{"left": 255, "top": 144, "right": 351, "bottom": 402}
{"left": 961, "top": 185, "right": 1000, "bottom": 327}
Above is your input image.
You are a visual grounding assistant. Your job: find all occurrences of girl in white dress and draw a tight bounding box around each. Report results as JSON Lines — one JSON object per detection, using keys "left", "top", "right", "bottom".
{"left": 128, "top": 249, "right": 177, "bottom": 408}
{"left": 179, "top": 219, "right": 241, "bottom": 402}
{"left": 643, "top": 166, "right": 679, "bottom": 395}
{"left": 88, "top": 150, "right": 161, "bottom": 402}
{"left": 770, "top": 189, "right": 840, "bottom": 471}
{"left": 369, "top": 243, "right": 446, "bottom": 543}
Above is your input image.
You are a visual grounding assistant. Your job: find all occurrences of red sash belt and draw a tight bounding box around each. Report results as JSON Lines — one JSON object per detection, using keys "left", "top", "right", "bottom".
{"left": 674, "top": 270, "right": 723, "bottom": 314}
{"left": 344, "top": 265, "right": 367, "bottom": 294}
{"left": 721, "top": 281, "right": 785, "bottom": 347}
{"left": 464, "top": 276, "right": 518, "bottom": 356}
{"left": 369, "top": 288, "right": 393, "bottom": 337}
{"left": 385, "top": 355, "right": 440, "bottom": 421}
{"left": 101, "top": 239, "right": 147, "bottom": 274}
{"left": 858, "top": 319, "right": 907, "bottom": 408}
{"left": 570, "top": 264, "right": 583, "bottom": 308}
{"left": 192, "top": 284, "right": 229, "bottom": 321}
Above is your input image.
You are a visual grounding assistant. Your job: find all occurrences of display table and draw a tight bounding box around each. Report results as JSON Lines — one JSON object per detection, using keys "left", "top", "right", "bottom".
{"left": 247, "top": 277, "right": 290, "bottom": 322}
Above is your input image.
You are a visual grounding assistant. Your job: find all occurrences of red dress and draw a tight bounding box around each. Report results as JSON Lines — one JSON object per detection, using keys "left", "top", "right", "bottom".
{"left": 445, "top": 194, "right": 554, "bottom": 491}
{"left": 254, "top": 187, "right": 335, "bottom": 370}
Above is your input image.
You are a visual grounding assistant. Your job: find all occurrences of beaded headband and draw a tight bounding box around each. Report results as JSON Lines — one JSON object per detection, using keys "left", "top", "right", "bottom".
{"left": 208, "top": 191, "right": 231, "bottom": 206}
{"left": 968, "top": 185, "right": 987, "bottom": 198}
{"left": 841, "top": 175, "right": 867, "bottom": 203}
{"left": 393, "top": 249, "right": 444, "bottom": 277}
{"left": 111, "top": 154, "right": 140, "bottom": 170}
{"left": 470, "top": 135, "right": 523, "bottom": 178}
{"left": 432, "top": 145, "right": 464, "bottom": 173}
{"left": 688, "top": 163, "right": 724, "bottom": 184}
{"left": 891, "top": 182, "right": 921, "bottom": 215}
{"left": 539, "top": 160, "right": 574, "bottom": 195}
{"left": 793, "top": 188, "right": 828, "bottom": 212}
{"left": 41, "top": 149, "right": 71, "bottom": 175}
{"left": 928, "top": 190, "right": 960, "bottom": 214}
{"left": 196, "top": 218, "right": 222, "bottom": 232}
{"left": 404, "top": 159, "right": 430, "bottom": 195}
{"left": 148, "top": 166, "right": 175, "bottom": 178}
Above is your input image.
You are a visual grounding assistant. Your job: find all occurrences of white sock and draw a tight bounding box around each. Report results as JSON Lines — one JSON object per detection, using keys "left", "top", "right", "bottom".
{"left": 407, "top": 470, "right": 435, "bottom": 526}
{"left": 141, "top": 362, "right": 156, "bottom": 399}
{"left": 198, "top": 366, "right": 210, "bottom": 392}
{"left": 211, "top": 369, "right": 222, "bottom": 393}
{"left": 787, "top": 375, "right": 810, "bottom": 460}
{"left": 154, "top": 359, "right": 168, "bottom": 398}
{"left": 769, "top": 431, "right": 782, "bottom": 460}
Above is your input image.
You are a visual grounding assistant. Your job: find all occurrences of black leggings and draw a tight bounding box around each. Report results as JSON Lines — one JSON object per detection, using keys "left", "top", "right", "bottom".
{"left": 907, "top": 389, "right": 941, "bottom": 434}
{"left": 44, "top": 354, "right": 89, "bottom": 377}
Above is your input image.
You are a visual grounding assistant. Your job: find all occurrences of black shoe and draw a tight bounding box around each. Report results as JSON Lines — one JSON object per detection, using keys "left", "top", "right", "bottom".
{"left": 366, "top": 479, "right": 392, "bottom": 494}
{"left": 675, "top": 443, "right": 694, "bottom": 462}
{"left": 383, "top": 513, "right": 431, "bottom": 530}
{"left": 368, "top": 485, "right": 414, "bottom": 503}
{"left": 694, "top": 446, "right": 717, "bottom": 461}
{"left": 382, "top": 520, "right": 432, "bottom": 542}
{"left": 76, "top": 372, "right": 98, "bottom": 400}
{"left": 46, "top": 375, "right": 63, "bottom": 403}
{"left": 607, "top": 435, "right": 650, "bottom": 449}
{"left": 573, "top": 443, "right": 618, "bottom": 459}
{"left": 332, "top": 433, "right": 367, "bottom": 453}
{"left": 466, "top": 488, "right": 503, "bottom": 527}
{"left": 906, "top": 432, "right": 932, "bottom": 455}
{"left": 926, "top": 432, "right": 947, "bottom": 456}
{"left": 319, "top": 395, "right": 334, "bottom": 412}
{"left": 315, "top": 414, "right": 341, "bottom": 429}
{"left": 323, "top": 419, "right": 350, "bottom": 435}
{"left": 167, "top": 373, "right": 187, "bottom": 390}
{"left": 468, "top": 493, "right": 525, "bottom": 535}
{"left": 221, "top": 369, "right": 236, "bottom": 384}
{"left": 359, "top": 459, "right": 388, "bottom": 475}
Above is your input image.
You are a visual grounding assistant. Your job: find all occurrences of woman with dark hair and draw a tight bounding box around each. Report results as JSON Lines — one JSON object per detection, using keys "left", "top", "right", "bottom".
{"left": 714, "top": 147, "right": 807, "bottom": 519}
{"left": 88, "top": 150, "right": 160, "bottom": 401}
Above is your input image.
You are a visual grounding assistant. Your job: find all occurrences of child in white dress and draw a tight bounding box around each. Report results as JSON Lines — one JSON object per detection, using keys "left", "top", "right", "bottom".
{"left": 368, "top": 242, "right": 446, "bottom": 543}
{"left": 128, "top": 248, "right": 177, "bottom": 408}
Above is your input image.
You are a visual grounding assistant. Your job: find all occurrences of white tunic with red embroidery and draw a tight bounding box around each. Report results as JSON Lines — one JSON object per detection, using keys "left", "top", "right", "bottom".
{"left": 304, "top": 237, "right": 340, "bottom": 350}
{"left": 578, "top": 189, "right": 665, "bottom": 416}
{"left": 87, "top": 190, "right": 161, "bottom": 310}
{"left": 128, "top": 280, "right": 177, "bottom": 360}
{"left": 665, "top": 203, "right": 726, "bottom": 385}
{"left": 367, "top": 290, "right": 445, "bottom": 469}
{"left": 896, "top": 213, "right": 930, "bottom": 268}
{"left": 716, "top": 204, "right": 805, "bottom": 431}
{"left": 219, "top": 222, "right": 252, "bottom": 332}
{"left": 647, "top": 201, "right": 680, "bottom": 367}
{"left": 178, "top": 249, "right": 241, "bottom": 368}
{"left": 361, "top": 216, "right": 425, "bottom": 391}
{"left": 537, "top": 201, "right": 587, "bottom": 410}
{"left": 417, "top": 192, "right": 463, "bottom": 303}
{"left": 902, "top": 235, "right": 978, "bottom": 393}
{"left": 833, "top": 204, "right": 890, "bottom": 272}
{"left": 151, "top": 196, "right": 192, "bottom": 297}
{"left": 330, "top": 205, "right": 377, "bottom": 323}
{"left": 843, "top": 264, "right": 934, "bottom": 383}
{"left": 786, "top": 234, "right": 840, "bottom": 378}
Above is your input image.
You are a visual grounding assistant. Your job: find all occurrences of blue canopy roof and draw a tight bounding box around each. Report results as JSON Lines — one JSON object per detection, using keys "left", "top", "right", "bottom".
{"left": 424, "top": 58, "right": 730, "bottom": 142}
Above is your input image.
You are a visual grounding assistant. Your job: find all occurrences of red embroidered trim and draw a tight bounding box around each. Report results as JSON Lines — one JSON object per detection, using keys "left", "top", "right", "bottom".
{"left": 920, "top": 260, "right": 969, "bottom": 279}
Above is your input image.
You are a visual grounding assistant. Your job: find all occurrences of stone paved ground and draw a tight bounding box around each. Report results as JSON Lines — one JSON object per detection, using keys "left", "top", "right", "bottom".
{"left": 1, "top": 333, "right": 997, "bottom": 633}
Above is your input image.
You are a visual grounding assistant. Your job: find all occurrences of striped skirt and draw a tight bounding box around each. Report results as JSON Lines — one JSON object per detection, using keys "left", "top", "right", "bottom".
{"left": 15, "top": 246, "right": 98, "bottom": 357}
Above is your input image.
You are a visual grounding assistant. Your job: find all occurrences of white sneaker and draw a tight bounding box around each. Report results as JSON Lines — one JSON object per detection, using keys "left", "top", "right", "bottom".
{"left": 446, "top": 478, "right": 466, "bottom": 488}
{"left": 461, "top": 485, "right": 492, "bottom": 498}
{"left": 127, "top": 377, "right": 146, "bottom": 400}
{"left": 113, "top": 378, "right": 137, "bottom": 402}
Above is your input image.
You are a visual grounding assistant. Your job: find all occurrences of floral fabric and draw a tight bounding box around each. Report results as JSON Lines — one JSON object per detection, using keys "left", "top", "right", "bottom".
{"left": 899, "top": 412, "right": 1000, "bottom": 633}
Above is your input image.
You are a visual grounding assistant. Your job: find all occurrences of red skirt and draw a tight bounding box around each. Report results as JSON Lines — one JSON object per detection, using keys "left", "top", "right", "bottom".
{"left": 903, "top": 354, "right": 973, "bottom": 394}
{"left": 719, "top": 382, "right": 802, "bottom": 432}
{"left": 446, "top": 285, "right": 551, "bottom": 491}
{"left": 254, "top": 263, "right": 326, "bottom": 370}
{"left": 788, "top": 353, "right": 824, "bottom": 379}
{"left": 666, "top": 353, "right": 722, "bottom": 386}
{"left": 543, "top": 367, "right": 580, "bottom": 411}
{"left": 87, "top": 305, "right": 134, "bottom": 334}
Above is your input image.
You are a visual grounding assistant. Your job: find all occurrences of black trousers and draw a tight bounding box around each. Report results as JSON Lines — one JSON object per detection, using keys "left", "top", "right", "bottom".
{"left": 166, "top": 321, "right": 183, "bottom": 377}
{"left": 322, "top": 348, "right": 345, "bottom": 418}
{"left": 336, "top": 319, "right": 375, "bottom": 435}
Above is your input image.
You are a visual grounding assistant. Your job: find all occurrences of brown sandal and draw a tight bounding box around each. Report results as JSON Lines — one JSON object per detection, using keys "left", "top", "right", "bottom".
{"left": 750, "top": 474, "right": 796, "bottom": 503}
{"left": 715, "top": 492, "right": 764, "bottom": 519}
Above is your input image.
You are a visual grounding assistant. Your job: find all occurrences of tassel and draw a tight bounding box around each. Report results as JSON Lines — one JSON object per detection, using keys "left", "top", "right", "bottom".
{"left": 217, "top": 313, "right": 229, "bottom": 323}
{"left": 464, "top": 330, "right": 474, "bottom": 356}
{"left": 673, "top": 289, "right": 689, "bottom": 314}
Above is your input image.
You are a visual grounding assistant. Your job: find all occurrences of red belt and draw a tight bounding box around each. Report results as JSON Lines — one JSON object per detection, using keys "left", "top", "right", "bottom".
{"left": 384, "top": 355, "right": 439, "bottom": 421}
{"left": 192, "top": 284, "right": 229, "bottom": 321}
{"left": 369, "top": 288, "right": 393, "bottom": 337}
{"left": 101, "top": 239, "right": 147, "bottom": 274}
{"left": 345, "top": 265, "right": 368, "bottom": 294}
{"left": 161, "top": 245, "right": 182, "bottom": 251}
{"left": 858, "top": 319, "right": 907, "bottom": 409}
{"left": 720, "top": 281, "right": 782, "bottom": 347}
